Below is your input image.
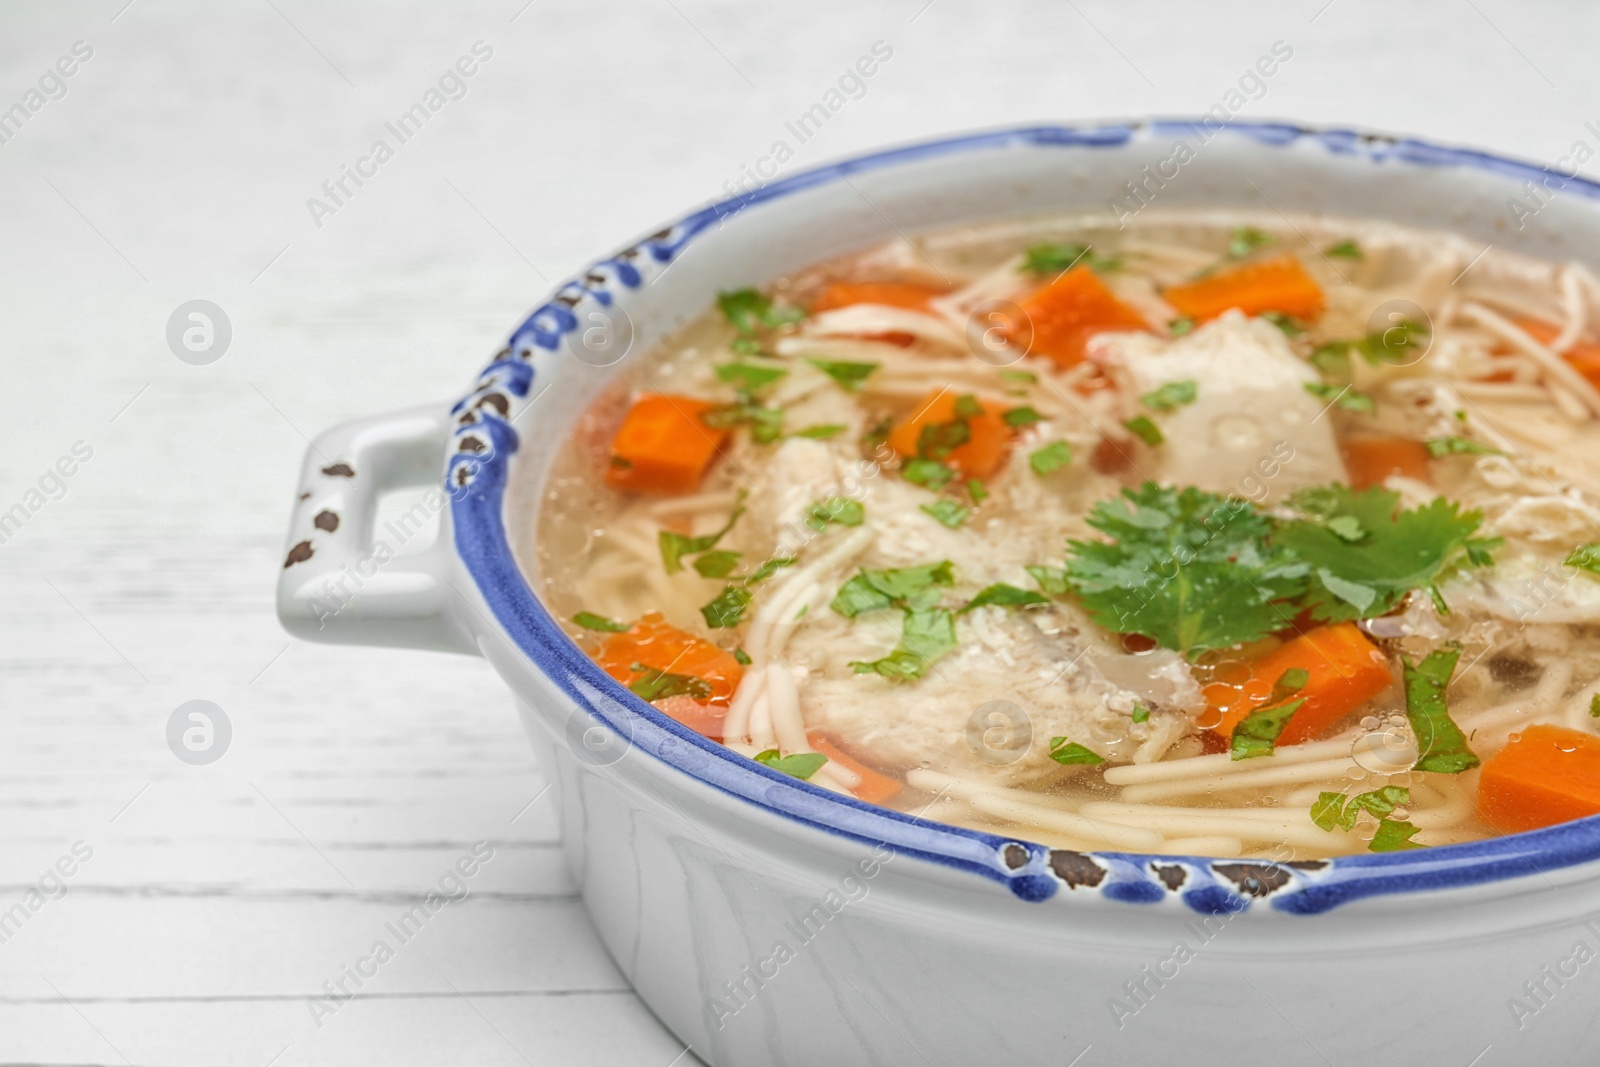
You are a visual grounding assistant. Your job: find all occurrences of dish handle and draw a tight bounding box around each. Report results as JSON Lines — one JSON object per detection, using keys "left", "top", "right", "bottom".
{"left": 275, "top": 403, "right": 476, "bottom": 655}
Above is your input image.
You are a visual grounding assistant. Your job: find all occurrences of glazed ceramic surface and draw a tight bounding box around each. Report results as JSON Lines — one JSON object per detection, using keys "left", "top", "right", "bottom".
{"left": 279, "top": 122, "right": 1600, "bottom": 1065}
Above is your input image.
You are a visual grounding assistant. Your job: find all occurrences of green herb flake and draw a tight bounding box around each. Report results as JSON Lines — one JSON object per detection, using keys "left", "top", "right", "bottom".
{"left": 920, "top": 499, "right": 971, "bottom": 529}
{"left": 692, "top": 550, "right": 742, "bottom": 578}
{"left": 1324, "top": 239, "right": 1363, "bottom": 260}
{"left": 793, "top": 423, "right": 848, "bottom": 440}
{"left": 1003, "top": 405, "right": 1044, "bottom": 427}
{"left": 1230, "top": 698, "right": 1306, "bottom": 760}
{"left": 806, "top": 358, "right": 879, "bottom": 392}
{"left": 963, "top": 583, "right": 1049, "bottom": 612}
{"left": 1565, "top": 543, "right": 1600, "bottom": 575}
{"left": 1368, "top": 818, "right": 1424, "bottom": 852}
{"left": 1228, "top": 226, "right": 1276, "bottom": 259}
{"left": 917, "top": 418, "right": 971, "bottom": 460}
{"left": 1403, "top": 646, "right": 1479, "bottom": 774}
{"left": 658, "top": 504, "right": 745, "bottom": 574}
{"left": 966, "top": 478, "right": 989, "bottom": 504}
{"left": 1170, "top": 317, "right": 1195, "bottom": 337}
{"left": 902, "top": 458, "right": 956, "bottom": 489}
{"left": 718, "top": 288, "right": 805, "bottom": 333}
{"left": 1029, "top": 441, "right": 1073, "bottom": 476}
{"left": 1021, "top": 242, "right": 1121, "bottom": 275}
{"left": 953, "top": 394, "right": 983, "bottom": 418}
{"left": 572, "top": 611, "right": 630, "bottom": 633}
{"left": 745, "top": 557, "right": 796, "bottom": 584}
{"left": 703, "top": 397, "right": 785, "bottom": 443}
{"left": 754, "top": 749, "right": 828, "bottom": 780}
{"left": 806, "top": 496, "right": 866, "bottom": 532}
{"left": 1276, "top": 667, "right": 1311, "bottom": 692}
{"left": 627, "top": 662, "right": 713, "bottom": 703}
{"left": 1124, "top": 415, "right": 1164, "bottom": 447}
{"left": 1310, "top": 786, "right": 1411, "bottom": 832}
{"left": 1304, "top": 380, "right": 1376, "bottom": 414}
{"left": 1025, "top": 563, "right": 1072, "bottom": 596}
{"left": 998, "top": 369, "right": 1038, "bottom": 384}
{"left": 831, "top": 561, "right": 956, "bottom": 618}
{"left": 715, "top": 361, "right": 788, "bottom": 391}
{"left": 1048, "top": 737, "right": 1106, "bottom": 765}
{"left": 849, "top": 607, "right": 958, "bottom": 682}
{"left": 1131, "top": 703, "right": 1150, "bottom": 724}
{"left": 732, "top": 647, "right": 752, "bottom": 666}
{"left": 700, "top": 586, "right": 753, "bottom": 629}
{"left": 1063, "top": 484, "right": 1310, "bottom": 658}
{"left": 1425, "top": 436, "right": 1500, "bottom": 458}
{"left": 1140, "top": 380, "right": 1198, "bottom": 412}
{"left": 1261, "top": 311, "right": 1305, "bottom": 337}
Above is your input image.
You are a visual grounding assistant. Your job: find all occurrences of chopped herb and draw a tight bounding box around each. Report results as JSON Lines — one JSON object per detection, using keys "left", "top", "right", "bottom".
{"left": 1021, "top": 242, "right": 1122, "bottom": 275}
{"left": 1170, "top": 317, "right": 1195, "bottom": 336}
{"left": 732, "top": 647, "right": 752, "bottom": 666}
{"left": 627, "top": 662, "right": 713, "bottom": 702}
{"left": 703, "top": 396, "right": 784, "bottom": 443}
{"left": 718, "top": 288, "right": 805, "bottom": 333}
{"left": 1312, "top": 320, "right": 1430, "bottom": 369}
{"left": 1003, "top": 405, "right": 1044, "bottom": 427}
{"left": 1304, "top": 380, "right": 1376, "bottom": 414}
{"left": 1131, "top": 703, "right": 1150, "bottom": 724}
{"left": 1230, "top": 698, "right": 1306, "bottom": 760}
{"left": 729, "top": 336, "right": 763, "bottom": 356}
{"left": 1565, "top": 543, "right": 1600, "bottom": 575}
{"left": 1324, "top": 239, "right": 1363, "bottom": 260}
{"left": 1124, "top": 415, "right": 1164, "bottom": 447}
{"left": 1261, "top": 311, "right": 1305, "bottom": 337}
{"left": 715, "top": 361, "right": 787, "bottom": 391}
{"left": 1025, "top": 563, "right": 1072, "bottom": 596}
{"left": 1228, "top": 226, "right": 1275, "bottom": 259}
{"left": 1368, "top": 818, "right": 1424, "bottom": 852}
{"left": 1403, "top": 646, "right": 1479, "bottom": 774}
{"left": 1310, "top": 786, "right": 1411, "bottom": 832}
{"left": 1275, "top": 485, "right": 1500, "bottom": 622}
{"left": 850, "top": 607, "right": 958, "bottom": 682}
{"left": 693, "top": 550, "right": 742, "bottom": 578}
{"left": 744, "top": 557, "right": 796, "bottom": 584}
{"left": 953, "top": 394, "right": 983, "bottom": 418}
{"left": 1591, "top": 693, "right": 1600, "bottom": 718}
{"left": 863, "top": 416, "right": 893, "bottom": 451}
{"left": 966, "top": 478, "right": 989, "bottom": 504}
{"left": 998, "top": 368, "right": 1039, "bottom": 384}
{"left": 1276, "top": 667, "right": 1311, "bottom": 692}
{"left": 920, "top": 499, "right": 971, "bottom": 528}
{"left": 754, "top": 749, "right": 828, "bottom": 780}
{"left": 1062, "top": 484, "right": 1309, "bottom": 658}
{"left": 1425, "top": 436, "right": 1500, "bottom": 458}
{"left": 963, "top": 583, "right": 1048, "bottom": 612}
{"left": 1048, "top": 737, "right": 1105, "bottom": 765}
{"left": 573, "top": 611, "right": 630, "bottom": 633}
{"left": 832, "top": 561, "right": 955, "bottom": 617}
{"left": 700, "top": 585, "right": 753, "bottom": 629}
{"left": 917, "top": 418, "right": 971, "bottom": 459}
{"left": 902, "top": 458, "right": 956, "bottom": 489}
{"left": 806, "top": 358, "right": 878, "bottom": 392}
{"left": 1029, "top": 441, "right": 1073, "bottom": 476}
{"left": 1140, "top": 380, "right": 1198, "bottom": 412}
{"left": 793, "top": 423, "right": 848, "bottom": 440}
{"left": 806, "top": 496, "right": 865, "bottom": 532}
{"left": 659, "top": 504, "right": 745, "bottom": 574}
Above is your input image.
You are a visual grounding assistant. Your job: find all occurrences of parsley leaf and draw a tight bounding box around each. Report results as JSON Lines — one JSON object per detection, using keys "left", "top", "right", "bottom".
{"left": 659, "top": 504, "right": 744, "bottom": 574}
{"left": 1025, "top": 564, "right": 1072, "bottom": 596}
{"left": 1003, "top": 405, "right": 1044, "bottom": 427}
{"left": 1324, "top": 239, "right": 1363, "bottom": 260}
{"left": 1230, "top": 697, "right": 1306, "bottom": 760}
{"left": 966, "top": 478, "right": 989, "bottom": 504}
{"left": 1124, "top": 415, "right": 1164, "bottom": 446}
{"left": 627, "top": 663, "right": 714, "bottom": 702}
{"left": 1140, "top": 380, "right": 1197, "bottom": 411}
{"left": 831, "top": 562, "right": 955, "bottom": 617}
{"left": 1048, "top": 738, "right": 1105, "bottom": 765}
{"left": 1131, "top": 703, "right": 1150, "bottom": 724}
{"left": 1310, "top": 786, "right": 1411, "bottom": 832}
{"left": 806, "top": 496, "right": 865, "bottom": 531}
{"left": 963, "top": 583, "right": 1048, "bottom": 612}
{"left": 806, "top": 358, "right": 878, "bottom": 392}
{"left": 1403, "top": 646, "right": 1479, "bottom": 774}
{"left": 754, "top": 749, "right": 828, "bottom": 780}
{"left": 719, "top": 289, "right": 805, "bottom": 333}
{"left": 793, "top": 423, "right": 847, "bottom": 439}
{"left": 1425, "top": 436, "right": 1500, "bottom": 457}
{"left": 693, "top": 550, "right": 742, "bottom": 578}
{"left": 1304, "top": 380, "right": 1375, "bottom": 414}
{"left": 850, "top": 607, "right": 958, "bottom": 682}
{"left": 1566, "top": 543, "right": 1600, "bottom": 575}
{"left": 1170, "top": 317, "right": 1195, "bottom": 337}
{"left": 732, "top": 647, "right": 752, "bottom": 665}
{"left": 1021, "top": 242, "right": 1122, "bottom": 275}
{"left": 1314, "top": 320, "right": 1430, "bottom": 370}
{"left": 1274, "top": 486, "right": 1500, "bottom": 622}
{"left": 1029, "top": 441, "right": 1072, "bottom": 475}
{"left": 573, "top": 611, "right": 630, "bottom": 633}
{"left": 902, "top": 458, "right": 956, "bottom": 489}
{"left": 1062, "top": 484, "right": 1309, "bottom": 658}
{"left": 1369, "top": 818, "right": 1424, "bottom": 852}
{"left": 700, "top": 585, "right": 752, "bottom": 629}
{"left": 920, "top": 499, "right": 971, "bottom": 528}
{"left": 998, "top": 368, "right": 1038, "bottom": 385}
{"left": 1228, "top": 226, "right": 1275, "bottom": 258}
{"left": 703, "top": 396, "right": 784, "bottom": 443}
{"left": 715, "top": 361, "right": 787, "bottom": 391}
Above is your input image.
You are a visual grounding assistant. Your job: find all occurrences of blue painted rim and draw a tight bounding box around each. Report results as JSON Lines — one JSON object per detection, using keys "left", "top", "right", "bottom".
{"left": 447, "top": 119, "right": 1600, "bottom": 915}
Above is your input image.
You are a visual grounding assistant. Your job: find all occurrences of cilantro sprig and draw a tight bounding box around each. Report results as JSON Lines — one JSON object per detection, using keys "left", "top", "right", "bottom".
{"left": 1403, "top": 646, "right": 1479, "bottom": 774}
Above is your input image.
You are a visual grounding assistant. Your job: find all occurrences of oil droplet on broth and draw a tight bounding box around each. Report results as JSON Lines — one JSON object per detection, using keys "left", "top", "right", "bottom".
{"left": 1212, "top": 659, "right": 1252, "bottom": 687}
{"left": 1194, "top": 706, "right": 1224, "bottom": 730}
{"left": 1210, "top": 413, "right": 1265, "bottom": 451}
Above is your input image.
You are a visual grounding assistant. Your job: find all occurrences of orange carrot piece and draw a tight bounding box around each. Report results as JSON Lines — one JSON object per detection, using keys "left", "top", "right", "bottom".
{"left": 886, "top": 390, "right": 1011, "bottom": 480}
{"left": 1514, "top": 316, "right": 1600, "bottom": 390}
{"left": 604, "top": 394, "right": 728, "bottom": 495}
{"left": 1480, "top": 724, "right": 1600, "bottom": 833}
{"left": 595, "top": 613, "right": 744, "bottom": 741}
{"left": 1164, "top": 255, "right": 1325, "bottom": 322}
{"left": 1339, "top": 435, "right": 1433, "bottom": 491}
{"left": 810, "top": 280, "right": 949, "bottom": 313}
{"left": 808, "top": 734, "right": 902, "bottom": 805}
{"left": 1008, "top": 264, "right": 1148, "bottom": 367}
{"left": 1210, "top": 622, "right": 1393, "bottom": 746}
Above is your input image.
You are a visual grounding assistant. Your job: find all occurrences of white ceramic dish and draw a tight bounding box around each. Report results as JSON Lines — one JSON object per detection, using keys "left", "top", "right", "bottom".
{"left": 278, "top": 122, "right": 1600, "bottom": 1065}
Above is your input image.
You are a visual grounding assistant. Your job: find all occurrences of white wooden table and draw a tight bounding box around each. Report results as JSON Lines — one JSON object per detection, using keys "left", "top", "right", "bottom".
{"left": 0, "top": 0, "right": 1591, "bottom": 1062}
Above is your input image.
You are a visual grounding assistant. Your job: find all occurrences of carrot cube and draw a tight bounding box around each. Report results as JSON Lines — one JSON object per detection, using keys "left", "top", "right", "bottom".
{"left": 1164, "top": 255, "right": 1325, "bottom": 322}
{"left": 810, "top": 281, "right": 949, "bottom": 313}
{"left": 1211, "top": 623, "right": 1394, "bottom": 746}
{"left": 1479, "top": 724, "right": 1600, "bottom": 833}
{"left": 887, "top": 390, "right": 1011, "bottom": 480}
{"left": 1008, "top": 264, "right": 1148, "bottom": 367}
{"left": 1339, "top": 435, "right": 1433, "bottom": 491}
{"left": 605, "top": 394, "right": 727, "bottom": 495}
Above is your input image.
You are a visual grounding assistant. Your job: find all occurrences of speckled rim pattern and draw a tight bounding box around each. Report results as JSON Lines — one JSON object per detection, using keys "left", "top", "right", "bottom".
{"left": 445, "top": 120, "right": 1600, "bottom": 915}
